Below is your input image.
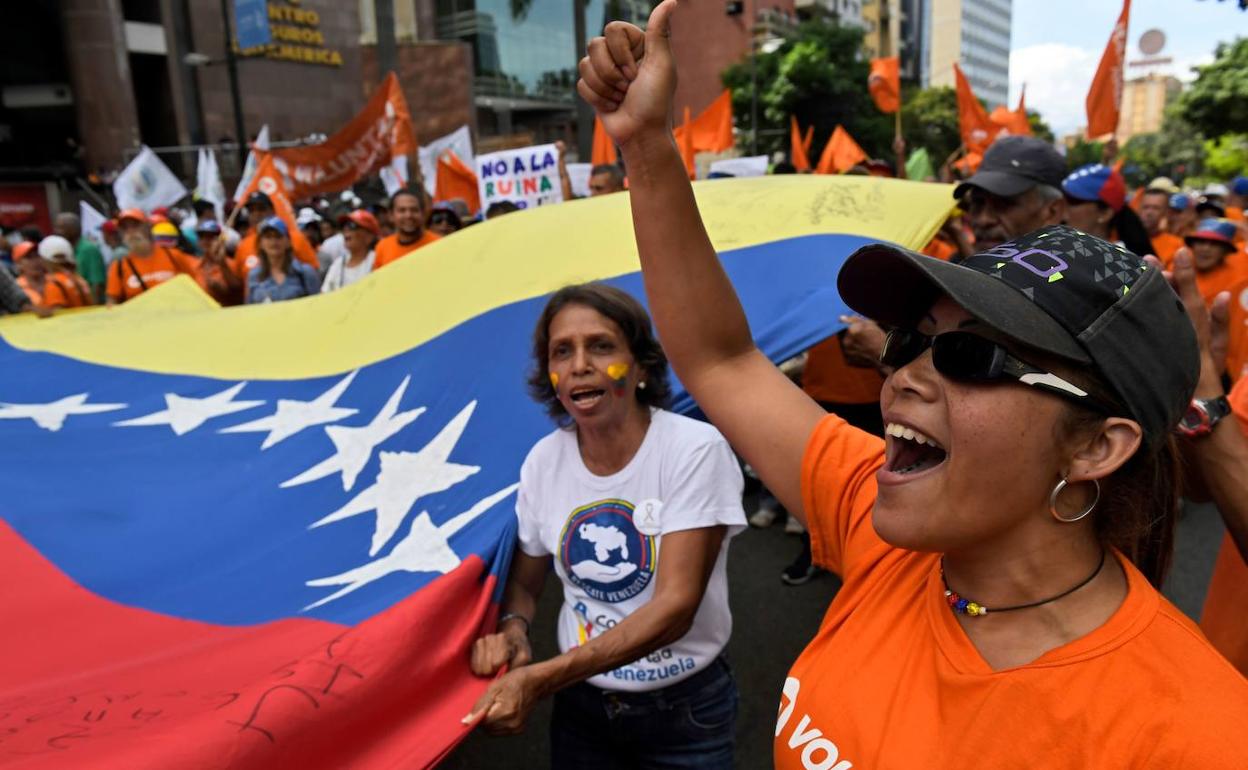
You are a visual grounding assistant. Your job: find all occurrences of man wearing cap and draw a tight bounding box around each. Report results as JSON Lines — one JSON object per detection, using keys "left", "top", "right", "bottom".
{"left": 1169, "top": 193, "right": 1198, "bottom": 239}
{"left": 373, "top": 188, "right": 440, "bottom": 270}
{"left": 1138, "top": 187, "right": 1184, "bottom": 266}
{"left": 12, "top": 241, "right": 69, "bottom": 311}
{"left": 230, "top": 191, "right": 319, "bottom": 282}
{"left": 106, "top": 209, "right": 203, "bottom": 305}
{"left": 38, "top": 235, "right": 93, "bottom": 308}
{"left": 53, "top": 212, "right": 107, "bottom": 304}
{"left": 1187, "top": 218, "right": 1248, "bottom": 305}
{"left": 322, "top": 209, "right": 381, "bottom": 292}
{"left": 195, "top": 220, "right": 243, "bottom": 306}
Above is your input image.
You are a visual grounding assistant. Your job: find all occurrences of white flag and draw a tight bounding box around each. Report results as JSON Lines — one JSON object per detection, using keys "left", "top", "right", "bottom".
{"left": 112, "top": 146, "right": 188, "bottom": 212}
{"left": 565, "top": 163, "right": 593, "bottom": 198}
{"left": 196, "top": 148, "right": 226, "bottom": 222}
{"left": 418, "top": 125, "right": 474, "bottom": 197}
{"left": 79, "top": 201, "right": 109, "bottom": 246}
{"left": 232, "top": 124, "right": 271, "bottom": 203}
{"left": 379, "top": 155, "right": 409, "bottom": 196}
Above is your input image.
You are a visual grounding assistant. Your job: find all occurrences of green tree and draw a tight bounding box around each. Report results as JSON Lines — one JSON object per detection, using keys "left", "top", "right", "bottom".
{"left": 722, "top": 20, "right": 890, "bottom": 160}
{"left": 899, "top": 86, "right": 961, "bottom": 167}
{"left": 1027, "top": 111, "right": 1055, "bottom": 144}
{"left": 1204, "top": 133, "right": 1248, "bottom": 179}
{"left": 1119, "top": 107, "right": 1209, "bottom": 184}
{"left": 1176, "top": 38, "right": 1248, "bottom": 139}
{"left": 1065, "top": 138, "right": 1104, "bottom": 169}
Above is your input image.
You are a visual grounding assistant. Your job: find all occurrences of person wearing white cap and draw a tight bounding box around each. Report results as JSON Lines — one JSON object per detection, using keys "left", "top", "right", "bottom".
{"left": 38, "top": 235, "right": 93, "bottom": 307}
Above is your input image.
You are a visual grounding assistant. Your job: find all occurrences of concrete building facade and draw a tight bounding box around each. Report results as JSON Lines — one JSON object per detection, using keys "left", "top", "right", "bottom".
{"left": 1116, "top": 72, "right": 1181, "bottom": 141}
{"left": 921, "top": 0, "right": 1011, "bottom": 108}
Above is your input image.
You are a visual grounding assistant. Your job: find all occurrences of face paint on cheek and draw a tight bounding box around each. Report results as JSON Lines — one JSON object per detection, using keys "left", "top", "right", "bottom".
{"left": 549, "top": 372, "right": 559, "bottom": 390}
{"left": 606, "top": 362, "right": 630, "bottom": 394}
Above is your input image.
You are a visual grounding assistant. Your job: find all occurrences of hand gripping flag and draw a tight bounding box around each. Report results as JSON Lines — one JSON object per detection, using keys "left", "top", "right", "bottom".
{"left": 0, "top": 175, "right": 953, "bottom": 769}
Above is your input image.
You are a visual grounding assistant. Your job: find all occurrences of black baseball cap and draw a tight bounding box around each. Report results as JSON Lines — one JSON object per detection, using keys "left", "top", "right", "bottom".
{"left": 838, "top": 225, "right": 1198, "bottom": 446}
{"left": 953, "top": 136, "right": 1068, "bottom": 200}
{"left": 245, "top": 191, "right": 273, "bottom": 209}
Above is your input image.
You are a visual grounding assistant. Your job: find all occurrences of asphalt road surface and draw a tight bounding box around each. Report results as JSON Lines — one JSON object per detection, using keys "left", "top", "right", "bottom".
{"left": 444, "top": 497, "right": 1227, "bottom": 768}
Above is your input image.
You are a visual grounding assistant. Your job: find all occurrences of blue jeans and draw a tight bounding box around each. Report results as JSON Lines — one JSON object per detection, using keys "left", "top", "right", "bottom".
{"left": 550, "top": 656, "right": 738, "bottom": 770}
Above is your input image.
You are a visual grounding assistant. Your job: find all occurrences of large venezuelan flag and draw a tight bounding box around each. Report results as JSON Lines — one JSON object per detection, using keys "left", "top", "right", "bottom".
{"left": 0, "top": 176, "right": 952, "bottom": 768}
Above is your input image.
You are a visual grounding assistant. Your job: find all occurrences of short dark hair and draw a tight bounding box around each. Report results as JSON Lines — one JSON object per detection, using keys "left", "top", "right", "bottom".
{"left": 527, "top": 283, "right": 672, "bottom": 423}
{"left": 486, "top": 200, "right": 520, "bottom": 219}
{"left": 590, "top": 164, "right": 625, "bottom": 183}
{"left": 390, "top": 187, "right": 423, "bottom": 210}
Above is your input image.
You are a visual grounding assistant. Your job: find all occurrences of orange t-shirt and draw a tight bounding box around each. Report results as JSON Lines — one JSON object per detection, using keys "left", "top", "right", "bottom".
{"left": 16, "top": 275, "right": 68, "bottom": 309}
{"left": 372, "top": 230, "right": 441, "bottom": 270}
{"left": 801, "top": 336, "right": 885, "bottom": 405}
{"left": 1200, "top": 377, "right": 1248, "bottom": 676}
{"left": 776, "top": 415, "right": 1248, "bottom": 768}
{"left": 50, "top": 271, "right": 93, "bottom": 308}
{"left": 1150, "top": 232, "right": 1184, "bottom": 267}
{"left": 231, "top": 228, "right": 320, "bottom": 280}
{"left": 1225, "top": 278, "right": 1248, "bottom": 382}
{"left": 921, "top": 235, "right": 957, "bottom": 262}
{"left": 1195, "top": 251, "right": 1248, "bottom": 305}
{"left": 106, "top": 247, "right": 202, "bottom": 303}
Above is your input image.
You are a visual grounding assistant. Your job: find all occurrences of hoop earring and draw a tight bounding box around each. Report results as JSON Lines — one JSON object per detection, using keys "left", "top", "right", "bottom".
{"left": 1050, "top": 478, "right": 1100, "bottom": 523}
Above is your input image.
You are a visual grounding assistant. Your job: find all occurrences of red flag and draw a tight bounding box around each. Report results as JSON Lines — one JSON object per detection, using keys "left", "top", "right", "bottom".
{"left": 1086, "top": 0, "right": 1131, "bottom": 138}
{"left": 591, "top": 116, "right": 618, "bottom": 166}
{"left": 790, "top": 117, "right": 811, "bottom": 172}
{"left": 868, "top": 57, "right": 901, "bottom": 113}
{"left": 435, "top": 150, "right": 481, "bottom": 216}
{"left": 954, "top": 63, "right": 998, "bottom": 155}
{"left": 815, "top": 125, "right": 867, "bottom": 175}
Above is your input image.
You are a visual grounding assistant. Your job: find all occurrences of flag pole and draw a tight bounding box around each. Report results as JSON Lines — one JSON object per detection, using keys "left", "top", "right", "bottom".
{"left": 893, "top": 89, "right": 904, "bottom": 178}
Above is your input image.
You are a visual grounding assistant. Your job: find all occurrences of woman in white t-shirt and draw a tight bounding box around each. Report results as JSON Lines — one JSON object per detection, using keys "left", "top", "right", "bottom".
{"left": 467, "top": 282, "right": 746, "bottom": 768}
{"left": 320, "top": 209, "right": 379, "bottom": 292}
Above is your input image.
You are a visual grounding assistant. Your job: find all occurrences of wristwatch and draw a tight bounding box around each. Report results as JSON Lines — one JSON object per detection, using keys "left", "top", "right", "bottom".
{"left": 1176, "top": 396, "right": 1232, "bottom": 438}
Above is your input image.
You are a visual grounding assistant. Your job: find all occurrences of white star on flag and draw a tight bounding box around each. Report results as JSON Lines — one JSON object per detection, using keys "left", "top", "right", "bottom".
{"left": 303, "top": 483, "right": 519, "bottom": 611}
{"left": 0, "top": 393, "right": 127, "bottom": 432}
{"left": 281, "top": 375, "right": 424, "bottom": 492}
{"left": 309, "top": 401, "right": 481, "bottom": 556}
{"left": 220, "top": 370, "right": 360, "bottom": 449}
{"left": 114, "top": 382, "right": 264, "bottom": 436}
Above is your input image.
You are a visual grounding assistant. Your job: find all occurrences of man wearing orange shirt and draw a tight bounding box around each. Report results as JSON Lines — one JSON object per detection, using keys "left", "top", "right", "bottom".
{"left": 13, "top": 242, "right": 69, "bottom": 310}
{"left": 372, "top": 188, "right": 440, "bottom": 270}
{"left": 230, "top": 192, "right": 319, "bottom": 281}
{"left": 1188, "top": 218, "right": 1248, "bottom": 305}
{"left": 106, "top": 209, "right": 203, "bottom": 305}
{"left": 1138, "top": 188, "right": 1184, "bottom": 266}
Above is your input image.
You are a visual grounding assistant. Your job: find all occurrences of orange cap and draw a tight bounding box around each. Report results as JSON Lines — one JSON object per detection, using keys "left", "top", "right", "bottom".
{"left": 338, "top": 209, "right": 380, "bottom": 236}
{"left": 11, "top": 241, "right": 36, "bottom": 261}
{"left": 117, "top": 208, "right": 150, "bottom": 225}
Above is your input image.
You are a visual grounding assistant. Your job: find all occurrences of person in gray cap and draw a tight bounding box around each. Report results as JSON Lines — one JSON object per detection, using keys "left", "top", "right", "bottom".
{"left": 952, "top": 135, "right": 1068, "bottom": 253}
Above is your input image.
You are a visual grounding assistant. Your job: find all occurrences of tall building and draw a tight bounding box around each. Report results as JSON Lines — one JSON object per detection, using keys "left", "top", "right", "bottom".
{"left": 795, "top": 0, "right": 867, "bottom": 29}
{"left": 861, "top": 0, "right": 902, "bottom": 61}
{"left": 1117, "top": 72, "right": 1181, "bottom": 141}
{"left": 921, "top": 0, "right": 1011, "bottom": 108}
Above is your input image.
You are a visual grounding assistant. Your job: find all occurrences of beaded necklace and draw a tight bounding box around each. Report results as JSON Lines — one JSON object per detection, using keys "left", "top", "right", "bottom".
{"left": 940, "top": 548, "right": 1106, "bottom": 617}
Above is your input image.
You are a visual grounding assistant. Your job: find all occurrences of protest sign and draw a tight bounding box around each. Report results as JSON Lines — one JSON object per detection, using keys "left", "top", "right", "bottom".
{"left": 475, "top": 143, "right": 563, "bottom": 211}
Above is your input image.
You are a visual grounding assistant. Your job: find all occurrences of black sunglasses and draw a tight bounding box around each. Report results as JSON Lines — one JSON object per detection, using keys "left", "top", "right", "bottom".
{"left": 880, "top": 329, "right": 1113, "bottom": 412}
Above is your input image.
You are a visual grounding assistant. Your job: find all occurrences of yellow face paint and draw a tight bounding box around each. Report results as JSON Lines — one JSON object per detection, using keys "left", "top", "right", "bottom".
{"left": 549, "top": 372, "right": 559, "bottom": 389}
{"left": 606, "top": 362, "right": 630, "bottom": 382}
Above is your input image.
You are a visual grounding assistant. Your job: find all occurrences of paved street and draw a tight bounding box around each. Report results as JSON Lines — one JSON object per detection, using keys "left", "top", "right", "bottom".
{"left": 446, "top": 498, "right": 1227, "bottom": 768}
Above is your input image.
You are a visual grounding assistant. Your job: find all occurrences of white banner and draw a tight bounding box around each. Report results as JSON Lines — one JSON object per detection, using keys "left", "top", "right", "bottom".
{"left": 419, "top": 125, "right": 474, "bottom": 197}
{"left": 379, "top": 155, "right": 410, "bottom": 196}
{"left": 476, "top": 143, "right": 563, "bottom": 212}
{"left": 232, "top": 124, "right": 270, "bottom": 202}
{"left": 566, "top": 163, "right": 593, "bottom": 198}
{"left": 708, "top": 155, "right": 769, "bottom": 178}
{"left": 195, "top": 148, "right": 226, "bottom": 222}
{"left": 112, "top": 145, "right": 189, "bottom": 213}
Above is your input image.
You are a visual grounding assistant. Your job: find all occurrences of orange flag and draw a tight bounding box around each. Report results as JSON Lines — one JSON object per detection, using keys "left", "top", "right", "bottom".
{"left": 1086, "top": 0, "right": 1131, "bottom": 139}
{"left": 1016, "top": 84, "right": 1027, "bottom": 115}
{"left": 954, "top": 63, "right": 997, "bottom": 157}
{"left": 435, "top": 149, "right": 481, "bottom": 216}
{"left": 790, "top": 117, "right": 811, "bottom": 172}
{"left": 674, "top": 90, "right": 735, "bottom": 155}
{"left": 803, "top": 125, "right": 814, "bottom": 157}
{"left": 989, "top": 105, "right": 1031, "bottom": 137}
{"left": 815, "top": 125, "right": 867, "bottom": 175}
{"left": 239, "top": 153, "right": 297, "bottom": 235}
{"left": 591, "top": 116, "right": 618, "bottom": 166}
{"left": 677, "top": 107, "right": 696, "bottom": 179}
{"left": 868, "top": 57, "right": 901, "bottom": 113}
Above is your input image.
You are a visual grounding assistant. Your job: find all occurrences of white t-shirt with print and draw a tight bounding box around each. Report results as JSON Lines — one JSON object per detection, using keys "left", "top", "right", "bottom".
{"left": 321, "top": 250, "right": 375, "bottom": 292}
{"left": 516, "top": 409, "right": 746, "bottom": 692}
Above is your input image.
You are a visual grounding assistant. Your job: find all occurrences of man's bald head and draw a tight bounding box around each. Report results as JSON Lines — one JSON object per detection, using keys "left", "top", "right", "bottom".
{"left": 54, "top": 212, "right": 81, "bottom": 242}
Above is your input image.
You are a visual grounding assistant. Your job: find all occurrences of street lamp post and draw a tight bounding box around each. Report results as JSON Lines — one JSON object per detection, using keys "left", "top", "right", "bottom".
{"left": 218, "top": 0, "right": 248, "bottom": 168}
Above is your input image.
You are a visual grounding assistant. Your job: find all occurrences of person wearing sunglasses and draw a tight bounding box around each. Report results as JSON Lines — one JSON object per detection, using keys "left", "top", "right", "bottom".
{"left": 578, "top": 5, "right": 1248, "bottom": 767}
{"left": 427, "top": 202, "right": 463, "bottom": 237}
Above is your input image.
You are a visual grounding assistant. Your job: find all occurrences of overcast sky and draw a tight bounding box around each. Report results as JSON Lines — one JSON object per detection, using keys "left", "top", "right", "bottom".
{"left": 1009, "top": 0, "right": 1246, "bottom": 137}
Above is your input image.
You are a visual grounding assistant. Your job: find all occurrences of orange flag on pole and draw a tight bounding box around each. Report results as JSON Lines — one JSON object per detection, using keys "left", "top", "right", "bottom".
{"left": 815, "top": 125, "right": 867, "bottom": 175}
{"left": 677, "top": 107, "right": 697, "bottom": 179}
{"left": 591, "top": 116, "right": 618, "bottom": 166}
{"left": 239, "top": 153, "right": 297, "bottom": 235}
{"left": 989, "top": 105, "right": 1031, "bottom": 137}
{"left": 790, "top": 117, "right": 811, "bottom": 172}
{"left": 691, "top": 90, "right": 734, "bottom": 153}
{"left": 803, "top": 125, "right": 814, "bottom": 157}
{"left": 1086, "top": 0, "right": 1131, "bottom": 138}
{"left": 954, "top": 63, "right": 997, "bottom": 156}
{"left": 868, "top": 57, "right": 901, "bottom": 113}
{"left": 435, "top": 149, "right": 481, "bottom": 217}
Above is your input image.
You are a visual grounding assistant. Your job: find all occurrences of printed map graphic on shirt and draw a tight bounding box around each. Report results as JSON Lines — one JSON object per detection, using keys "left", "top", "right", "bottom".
{"left": 0, "top": 175, "right": 954, "bottom": 768}
{"left": 561, "top": 499, "right": 655, "bottom": 601}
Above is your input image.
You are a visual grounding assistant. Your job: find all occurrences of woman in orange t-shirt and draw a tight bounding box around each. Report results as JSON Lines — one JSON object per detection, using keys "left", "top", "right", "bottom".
{"left": 580, "top": 8, "right": 1248, "bottom": 766}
